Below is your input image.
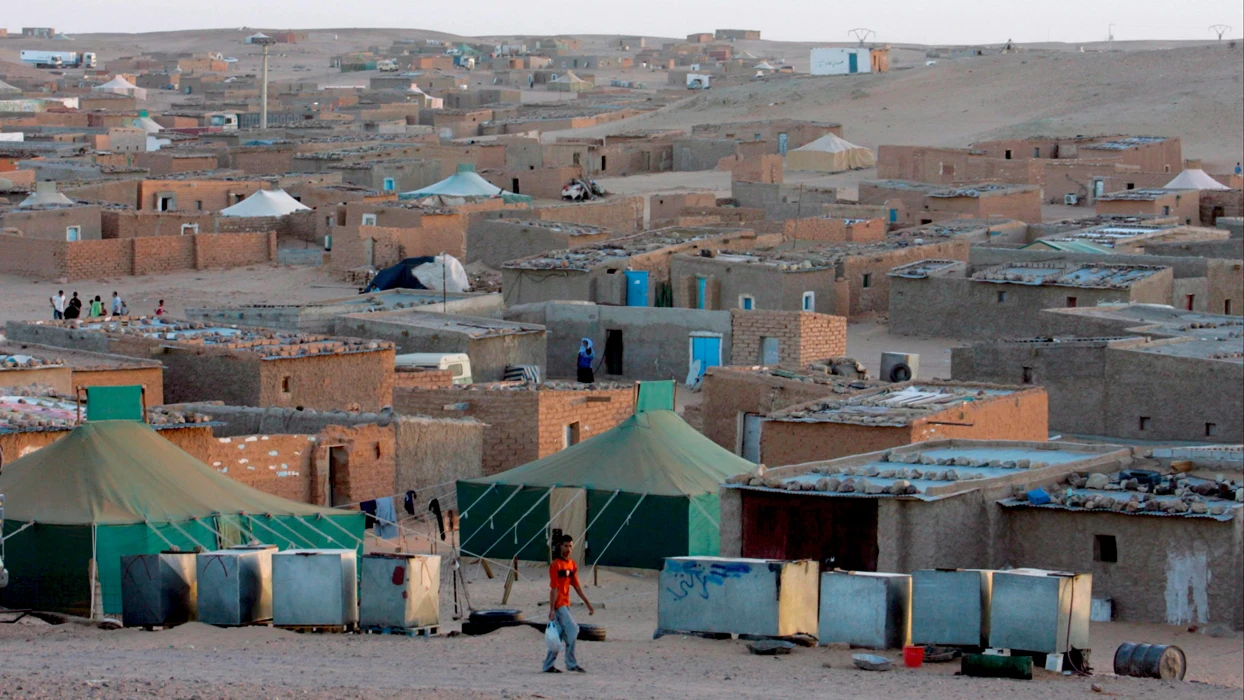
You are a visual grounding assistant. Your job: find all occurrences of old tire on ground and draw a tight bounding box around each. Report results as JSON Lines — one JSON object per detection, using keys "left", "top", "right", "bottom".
{"left": 469, "top": 609, "right": 525, "bottom": 627}
{"left": 577, "top": 624, "right": 607, "bottom": 642}
{"left": 888, "top": 362, "right": 912, "bottom": 383}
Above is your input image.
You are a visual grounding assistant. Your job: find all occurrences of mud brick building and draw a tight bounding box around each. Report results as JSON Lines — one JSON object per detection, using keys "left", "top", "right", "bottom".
{"left": 728, "top": 310, "right": 846, "bottom": 370}
{"left": 0, "top": 341, "right": 165, "bottom": 405}
{"left": 696, "top": 365, "right": 882, "bottom": 459}
{"left": 393, "top": 381, "right": 634, "bottom": 475}
{"left": 501, "top": 226, "right": 771, "bottom": 307}
{"left": 757, "top": 381, "right": 1049, "bottom": 466}
{"left": 6, "top": 318, "right": 395, "bottom": 412}
{"left": 888, "top": 259, "right": 1174, "bottom": 338}
{"left": 165, "top": 403, "right": 484, "bottom": 508}
{"left": 670, "top": 237, "right": 970, "bottom": 318}
{"left": 466, "top": 219, "right": 610, "bottom": 268}
{"left": 954, "top": 304, "right": 1244, "bottom": 443}
{"left": 335, "top": 311, "right": 546, "bottom": 382}
{"left": 1096, "top": 189, "right": 1200, "bottom": 225}
{"left": 858, "top": 180, "right": 1042, "bottom": 226}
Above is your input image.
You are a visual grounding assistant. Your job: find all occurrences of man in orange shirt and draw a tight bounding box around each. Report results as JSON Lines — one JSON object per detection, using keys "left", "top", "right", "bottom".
{"left": 544, "top": 534, "right": 594, "bottom": 673}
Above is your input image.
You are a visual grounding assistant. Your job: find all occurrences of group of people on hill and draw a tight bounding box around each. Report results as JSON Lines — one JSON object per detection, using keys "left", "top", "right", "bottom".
{"left": 50, "top": 290, "right": 166, "bottom": 320}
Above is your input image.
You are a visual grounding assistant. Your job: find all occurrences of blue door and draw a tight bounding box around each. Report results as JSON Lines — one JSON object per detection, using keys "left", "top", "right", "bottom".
{"left": 690, "top": 336, "right": 721, "bottom": 377}
{"left": 848, "top": 53, "right": 859, "bottom": 73}
{"left": 696, "top": 277, "right": 708, "bottom": 309}
{"left": 777, "top": 133, "right": 789, "bottom": 156}
{"left": 624, "top": 270, "right": 649, "bottom": 306}
{"left": 889, "top": 208, "right": 898, "bottom": 223}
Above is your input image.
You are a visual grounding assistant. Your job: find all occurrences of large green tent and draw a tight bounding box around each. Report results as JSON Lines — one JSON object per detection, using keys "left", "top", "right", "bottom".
{"left": 0, "top": 421, "right": 364, "bottom": 617}
{"left": 455, "top": 409, "right": 754, "bottom": 570}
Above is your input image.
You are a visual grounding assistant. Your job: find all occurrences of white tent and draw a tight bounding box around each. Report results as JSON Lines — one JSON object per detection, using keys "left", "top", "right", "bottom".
{"left": 20, "top": 182, "right": 75, "bottom": 208}
{"left": 0, "top": 79, "right": 21, "bottom": 94}
{"left": 1164, "top": 169, "right": 1230, "bottom": 191}
{"left": 131, "top": 116, "right": 165, "bottom": 134}
{"left": 412, "top": 254, "right": 470, "bottom": 293}
{"left": 785, "top": 133, "right": 876, "bottom": 173}
{"left": 219, "top": 189, "right": 311, "bottom": 217}
{"left": 753, "top": 61, "right": 777, "bottom": 71}
{"left": 93, "top": 76, "right": 147, "bottom": 100}
{"left": 398, "top": 164, "right": 528, "bottom": 202}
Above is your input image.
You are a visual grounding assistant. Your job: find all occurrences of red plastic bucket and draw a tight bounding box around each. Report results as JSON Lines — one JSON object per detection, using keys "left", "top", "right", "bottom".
{"left": 903, "top": 645, "right": 924, "bottom": 668}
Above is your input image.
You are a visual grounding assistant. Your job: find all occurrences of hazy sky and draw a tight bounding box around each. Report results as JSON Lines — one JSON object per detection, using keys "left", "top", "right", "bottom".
{"left": 11, "top": 0, "right": 1243, "bottom": 44}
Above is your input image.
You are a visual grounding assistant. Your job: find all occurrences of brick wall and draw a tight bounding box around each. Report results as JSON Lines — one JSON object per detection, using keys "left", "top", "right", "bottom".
{"left": 535, "top": 388, "right": 635, "bottom": 457}
{"left": 393, "top": 367, "right": 455, "bottom": 390}
{"left": 258, "top": 349, "right": 395, "bottom": 412}
{"left": 732, "top": 154, "right": 783, "bottom": 184}
{"left": 760, "top": 421, "right": 914, "bottom": 466}
{"left": 730, "top": 310, "right": 846, "bottom": 369}
{"left": 698, "top": 366, "right": 858, "bottom": 453}
{"left": 3, "top": 231, "right": 278, "bottom": 281}
{"left": 534, "top": 196, "right": 645, "bottom": 233}
{"left": 71, "top": 366, "right": 165, "bottom": 406}
{"left": 783, "top": 217, "right": 886, "bottom": 243}
{"left": 169, "top": 431, "right": 315, "bottom": 503}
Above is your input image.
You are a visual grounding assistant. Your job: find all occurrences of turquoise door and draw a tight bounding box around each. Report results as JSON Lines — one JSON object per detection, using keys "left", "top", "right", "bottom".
{"left": 848, "top": 53, "right": 859, "bottom": 73}
{"left": 625, "top": 270, "right": 649, "bottom": 306}
{"left": 696, "top": 277, "right": 708, "bottom": 309}
{"left": 690, "top": 336, "right": 721, "bottom": 377}
{"left": 778, "top": 133, "right": 789, "bottom": 156}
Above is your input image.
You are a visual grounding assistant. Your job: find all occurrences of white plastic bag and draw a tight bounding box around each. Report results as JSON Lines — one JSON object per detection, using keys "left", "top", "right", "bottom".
{"left": 545, "top": 619, "right": 562, "bottom": 653}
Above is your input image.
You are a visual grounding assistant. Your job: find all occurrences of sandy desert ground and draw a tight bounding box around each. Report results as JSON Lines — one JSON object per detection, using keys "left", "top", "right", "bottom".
{"left": 0, "top": 560, "right": 1240, "bottom": 700}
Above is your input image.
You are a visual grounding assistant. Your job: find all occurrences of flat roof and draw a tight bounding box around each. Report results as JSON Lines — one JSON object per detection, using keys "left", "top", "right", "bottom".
{"left": 1082, "top": 136, "right": 1169, "bottom": 150}
{"left": 343, "top": 310, "right": 543, "bottom": 337}
{"left": 999, "top": 470, "right": 1240, "bottom": 521}
{"left": 725, "top": 439, "right": 1129, "bottom": 500}
{"left": 190, "top": 289, "right": 479, "bottom": 314}
{"left": 0, "top": 392, "right": 215, "bottom": 435}
{"left": 0, "top": 340, "right": 162, "bottom": 371}
{"left": 769, "top": 382, "right": 1025, "bottom": 427}
{"left": 505, "top": 226, "right": 750, "bottom": 271}
{"left": 888, "top": 259, "right": 963, "bottom": 279}
{"left": 27, "top": 318, "right": 393, "bottom": 360}
{"left": 972, "top": 262, "right": 1166, "bottom": 289}
{"left": 709, "top": 364, "right": 881, "bottom": 393}
{"left": 1097, "top": 189, "right": 1192, "bottom": 201}
{"left": 1046, "top": 304, "right": 1244, "bottom": 340}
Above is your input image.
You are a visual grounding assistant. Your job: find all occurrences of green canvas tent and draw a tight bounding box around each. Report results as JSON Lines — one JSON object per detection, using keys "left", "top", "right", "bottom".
{"left": 0, "top": 421, "right": 364, "bottom": 616}
{"left": 455, "top": 409, "right": 754, "bottom": 570}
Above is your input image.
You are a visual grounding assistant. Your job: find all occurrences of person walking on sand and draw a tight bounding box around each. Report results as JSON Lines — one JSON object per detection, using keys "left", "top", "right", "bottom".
{"left": 110, "top": 291, "right": 124, "bottom": 317}
{"left": 89, "top": 295, "right": 105, "bottom": 318}
{"left": 576, "top": 339, "right": 595, "bottom": 384}
{"left": 544, "top": 534, "right": 594, "bottom": 674}
{"left": 51, "top": 290, "right": 66, "bottom": 320}
{"left": 155, "top": 299, "right": 167, "bottom": 317}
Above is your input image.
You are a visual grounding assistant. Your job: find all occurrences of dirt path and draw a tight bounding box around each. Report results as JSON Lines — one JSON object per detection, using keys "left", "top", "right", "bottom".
{"left": 1, "top": 564, "right": 1239, "bottom": 699}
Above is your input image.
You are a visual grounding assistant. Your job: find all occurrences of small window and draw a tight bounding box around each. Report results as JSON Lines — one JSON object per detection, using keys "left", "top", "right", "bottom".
{"left": 739, "top": 295, "right": 755, "bottom": 310}
{"left": 1164, "top": 165, "right": 1171, "bottom": 173}
{"left": 862, "top": 273, "right": 872, "bottom": 289}
{"left": 801, "top": 291, "right": 815, "bottom": 311}
{"left": 1022, "top": 366, "right": 1034, "bottom": 384}
{"left": 1161, "top": 205, "right": 1170, "bottom": 215}
{"left": 997, "top": 290, "right": 1006, "bottom": 303}
{"left": 375, "top": 442, "right": 383, "bottom": 458}
{"left": 361, "top": 213, "right": 378, "bottom": 226}
{"left": 1094, "top": 535, "right": 1117, "bottom": 563}
{"left": 180, "top": 223, "right": 199, "bottom": 235}
{"left": 1033, "top": 147, "right": 1040, "bottom": 158}
{"left": 66, "top": 226, "right": 81, "bottom": 242}
{"left": 157, "top": 194, "right": 175, "bottom": 211}
{"left": 383, "top": 177, "right": 396, "bottom": 191}
{"left": 281, "top": 376, "right": 292, "bottom": 393}
{"left": 1206, "top": 422, "right": 1219, "bottom": 437}
{"left": 195, "top": 200, "right": 203, "bottom": 210}
{"left": 1066, "top": 296, "right": 1078, "bottom": 308}
{"left": 1004, "top": 149, "right": 1013, "bottom": 160}
{"left": 1185, "top": 294, "right": 1195, "bottom": 311}
{"left": 1225, "top": 299, "right": 1232, "bottom": 315}
{"left": 564, "top": 421, "right": 581, "bottom": 448}
{"left": 1139, "top": 416, "right": 1151, "bottom": 431}
{"left": 447, "top": 363, "right": 465, "bottom": 378}
{"left": 1125, "top": 183, "right": 1135, "bottom": 190}
{"left": 572, "top": 152, "right": 581, "bottom": 165}
{"left": 600, "top": 155, "right": 607, "bottom": 171}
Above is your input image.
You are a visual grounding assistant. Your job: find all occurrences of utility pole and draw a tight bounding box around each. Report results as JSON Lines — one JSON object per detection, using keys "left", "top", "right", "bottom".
{"left": 1209, "top": 24, "right": 1231, "bottom": 41}
{"left": 1107, "top": 24, "right": 1115, "bottom": 42}
{"left": 252, "top": 35, "right": 276, "bottom": 130}
{"left": 847, "top": 28, "right": 875, "bottom": 47}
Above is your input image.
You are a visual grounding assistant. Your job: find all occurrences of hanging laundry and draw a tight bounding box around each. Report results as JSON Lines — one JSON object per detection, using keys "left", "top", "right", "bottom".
{"left": 403, "top": 490, "right": 418, "bottom": 516}
{"left": 429, "top": 498, "right": 445, "bottom": 541}
{"left": 374, "top": 496, "right": 398, "bottom": 540}
{"left": 359, "top": 499, "right": 378, "bottom": 530}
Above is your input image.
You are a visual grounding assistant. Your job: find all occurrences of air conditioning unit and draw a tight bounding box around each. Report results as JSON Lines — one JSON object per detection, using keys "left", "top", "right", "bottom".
{"left": 1064, "top": 194, "right": 1079, "bottom": 206}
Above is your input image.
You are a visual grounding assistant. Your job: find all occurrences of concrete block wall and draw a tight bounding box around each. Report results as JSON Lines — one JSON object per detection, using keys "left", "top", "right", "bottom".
{"left": 533, "top": 196, "right": 645, "bottom": 234}
{"left": 730, "top": 310, "right": 847, "bottom": 369}
{"left": 535, "top": 387, "right": 636, "bottom": 456}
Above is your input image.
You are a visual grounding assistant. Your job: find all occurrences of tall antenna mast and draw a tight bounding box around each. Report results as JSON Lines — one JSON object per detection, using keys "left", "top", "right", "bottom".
{"left": 847, "top": 29, "right": 875, "bottom": 47}
{"left": 1209, "top": 24, "right": 1231, "bottom": 41}
{"left": 1107, "top": 24, "right": 1115, "bottom": 42}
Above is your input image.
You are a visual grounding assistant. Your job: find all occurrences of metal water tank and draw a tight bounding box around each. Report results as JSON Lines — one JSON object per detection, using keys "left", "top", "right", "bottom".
{"left": 819, "top": 570, "right": 910, "bottom": 649}
{"left": 989, "top": 568, "right": 1091, "bottom": 654}
{"left": 911, "top": 569, "right": 993, "bottom": 647}
{"left": 658, "top": 557, "right": 819, "bottom": 638}
{"left": 272, "top": 549, "right": 358, "bottom": 627}
{"left": 880, "top": 352, "right": 919, "bottom": 383}
{"left": 196, "top": 544, "right": 276, "bottom": 625}
{"left": 120, "top": 551, "right": 198, "bottom": 627}
{"left": 359, "top": 553, "right": 441, "bottom": 629}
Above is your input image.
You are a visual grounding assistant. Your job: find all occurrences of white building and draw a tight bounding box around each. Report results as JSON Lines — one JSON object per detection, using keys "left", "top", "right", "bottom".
{"left": 810, "top": 48, "right": 872, "bottom": 76}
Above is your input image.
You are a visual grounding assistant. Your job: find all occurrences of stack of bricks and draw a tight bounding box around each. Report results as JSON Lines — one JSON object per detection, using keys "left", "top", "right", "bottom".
{"left": 730, "top": 309, "right": 847, "bottom": 369}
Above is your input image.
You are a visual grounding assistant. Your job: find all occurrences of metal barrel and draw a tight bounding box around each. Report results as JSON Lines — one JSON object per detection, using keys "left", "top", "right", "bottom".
{"left": 1113, "top": 642, "right": 1187, "bottom": 680}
